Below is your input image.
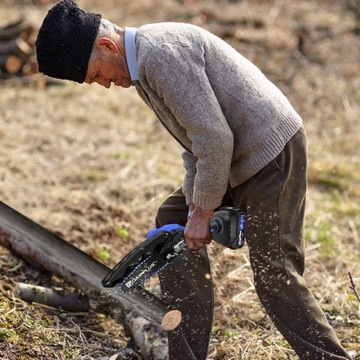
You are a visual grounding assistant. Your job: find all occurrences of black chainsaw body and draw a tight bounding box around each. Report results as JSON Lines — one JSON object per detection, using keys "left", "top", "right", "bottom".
{"left": 102, "top": 207, "right": 246, "bottom": 291}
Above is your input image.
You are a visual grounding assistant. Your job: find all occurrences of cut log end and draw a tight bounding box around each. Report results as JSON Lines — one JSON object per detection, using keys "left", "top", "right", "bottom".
{"left": 0, "top": 55, "right": 22, "bottom": 74}
{"left": 161, "top": 309, "right": 182, "bottom": 331}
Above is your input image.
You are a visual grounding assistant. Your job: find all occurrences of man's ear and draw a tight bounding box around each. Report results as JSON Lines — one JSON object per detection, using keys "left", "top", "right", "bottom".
{"left": 95, "top": 37, "right": 119, "bottom": 55}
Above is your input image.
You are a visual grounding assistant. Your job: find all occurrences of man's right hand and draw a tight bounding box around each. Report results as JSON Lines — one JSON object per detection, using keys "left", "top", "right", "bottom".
{"left": 184, "top": 206, "right": 214, "bottom": 251}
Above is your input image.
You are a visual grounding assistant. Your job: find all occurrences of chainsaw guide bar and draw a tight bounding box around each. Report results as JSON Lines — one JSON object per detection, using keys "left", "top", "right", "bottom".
{"left": 102, "top": 229, "right": 188, "bottom": 291}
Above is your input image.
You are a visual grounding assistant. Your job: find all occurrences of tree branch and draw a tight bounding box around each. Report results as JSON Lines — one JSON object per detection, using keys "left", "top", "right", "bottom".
{"left": 348, "top": 272, "right": 360, "bottom": 303}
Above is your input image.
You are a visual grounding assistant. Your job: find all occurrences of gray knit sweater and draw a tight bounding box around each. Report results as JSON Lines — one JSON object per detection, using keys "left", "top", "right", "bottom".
{"left": 133, "top": 22, "right": 302, "bottom": 209}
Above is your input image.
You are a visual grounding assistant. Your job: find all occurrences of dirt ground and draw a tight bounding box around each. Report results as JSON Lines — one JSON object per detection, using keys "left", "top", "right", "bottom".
{"left": 0, "top": 0, "right": 359, "bottom": 359}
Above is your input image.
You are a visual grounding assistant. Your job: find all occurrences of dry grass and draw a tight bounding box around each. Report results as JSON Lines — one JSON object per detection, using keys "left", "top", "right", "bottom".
{"left": 0, "top": 0, "right": 359, "bottom": 359}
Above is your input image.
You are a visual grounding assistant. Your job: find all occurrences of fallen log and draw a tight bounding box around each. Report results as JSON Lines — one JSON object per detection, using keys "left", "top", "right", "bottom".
{"left": 13, "top": 282, "right": 90, "bottom": 312}
{"left": 0, "top": 200, "right": 180, "bottom": 328}
{"left": 123, "top": 310, "right": 169, "bottom": 359}
{"left": 0, "top": 200, "right": 181, "bottom": 358}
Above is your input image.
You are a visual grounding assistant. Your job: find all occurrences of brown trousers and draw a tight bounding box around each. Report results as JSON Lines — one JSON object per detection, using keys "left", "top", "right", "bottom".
{"left": 156, "top": 127, "right": 350, "bottom": 360}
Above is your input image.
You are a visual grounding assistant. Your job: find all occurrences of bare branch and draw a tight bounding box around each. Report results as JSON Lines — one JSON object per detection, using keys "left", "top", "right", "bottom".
{"left": 348, "top": 272, "right": 360, "bottom": 303}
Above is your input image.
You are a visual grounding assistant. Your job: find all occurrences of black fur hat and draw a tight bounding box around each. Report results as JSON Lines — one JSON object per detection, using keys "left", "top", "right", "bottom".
{"left": 35, "top": 0, "right": 101, "bottom": 83}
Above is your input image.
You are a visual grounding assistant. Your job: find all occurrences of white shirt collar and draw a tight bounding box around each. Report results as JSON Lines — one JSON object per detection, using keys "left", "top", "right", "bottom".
{"left": 124, "top": 27, "right": 138, "bottom": 84}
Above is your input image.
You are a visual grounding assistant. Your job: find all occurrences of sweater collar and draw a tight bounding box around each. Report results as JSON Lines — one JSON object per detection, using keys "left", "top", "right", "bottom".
{"left": 124, "top": 27, "right": 138, "bottom": 84}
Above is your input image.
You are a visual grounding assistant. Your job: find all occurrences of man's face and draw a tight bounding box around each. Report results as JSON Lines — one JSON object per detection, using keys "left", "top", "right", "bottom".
{"left": 85, "top": 52, "right": 132, "bottom": 89}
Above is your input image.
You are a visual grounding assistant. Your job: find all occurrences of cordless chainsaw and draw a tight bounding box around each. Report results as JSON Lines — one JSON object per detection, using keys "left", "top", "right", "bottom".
{"left": 102, "top": 207, "right": 246, "bottom": 292}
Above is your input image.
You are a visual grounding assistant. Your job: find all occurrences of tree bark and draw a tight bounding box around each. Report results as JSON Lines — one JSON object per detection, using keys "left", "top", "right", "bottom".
{"left": 0, "top": 37, "right": 33, "bottom": 56}
{"left": 0, "top": 18, "right": 33, "bottom": 42}
{"left": 13, "top": 282, "right": 90, "bottom": 312}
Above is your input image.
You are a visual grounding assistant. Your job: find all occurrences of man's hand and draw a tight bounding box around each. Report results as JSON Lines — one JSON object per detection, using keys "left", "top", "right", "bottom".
{"left": 185, "top": 206, "right": 214, "bottom": 251}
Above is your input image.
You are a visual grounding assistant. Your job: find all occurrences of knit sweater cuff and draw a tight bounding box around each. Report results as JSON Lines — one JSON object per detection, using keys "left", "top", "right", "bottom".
{"left": 184, "top": 191, "right": 193, "bottom": 206}
{"left": 192, "top": 192, "right": 223, "bottom": 210}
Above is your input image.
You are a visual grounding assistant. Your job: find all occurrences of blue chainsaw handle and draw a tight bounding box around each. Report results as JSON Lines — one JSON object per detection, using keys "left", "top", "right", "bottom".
{"left": 148, "top": 222, "right": 220, "bottom": 239}
{"left": 147, "top": 224, "right": 185, "bottom": 238}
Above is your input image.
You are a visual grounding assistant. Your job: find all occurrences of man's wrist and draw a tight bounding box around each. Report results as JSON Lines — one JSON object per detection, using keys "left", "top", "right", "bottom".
{"left": 189, "top": 206, "right": 214, "bottom": 218}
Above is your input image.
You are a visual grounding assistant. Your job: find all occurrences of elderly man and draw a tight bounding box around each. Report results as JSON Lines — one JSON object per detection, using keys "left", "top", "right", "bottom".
{"left": 35, "top": 1, "right": 351, "bottom": 359}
